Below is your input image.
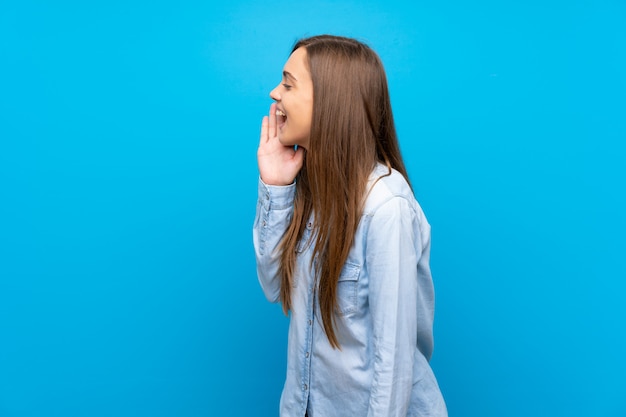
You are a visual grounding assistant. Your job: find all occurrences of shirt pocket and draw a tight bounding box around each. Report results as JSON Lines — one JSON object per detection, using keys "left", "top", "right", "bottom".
{"left": 336, "top": 262, "right": 360, "bottom": 316}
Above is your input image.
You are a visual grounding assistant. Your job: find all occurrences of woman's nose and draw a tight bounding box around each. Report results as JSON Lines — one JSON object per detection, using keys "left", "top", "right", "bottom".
{"left": 269, "top": 85, "right": 281, "bottom": 101}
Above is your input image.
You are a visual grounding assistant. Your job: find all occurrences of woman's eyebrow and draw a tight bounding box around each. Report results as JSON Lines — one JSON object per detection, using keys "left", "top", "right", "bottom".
{"left": 283, "top": 71, "right": 298, "bottom": 82}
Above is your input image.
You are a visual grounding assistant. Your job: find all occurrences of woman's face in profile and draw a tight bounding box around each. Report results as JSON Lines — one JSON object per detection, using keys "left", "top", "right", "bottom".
{"left": 269, "top": 47, "right": 314, "bottom": 149}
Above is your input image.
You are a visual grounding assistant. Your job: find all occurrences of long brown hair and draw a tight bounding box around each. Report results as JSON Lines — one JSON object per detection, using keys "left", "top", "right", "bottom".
{"left": 278, "top": 35, "right": 411, "bottom": 348}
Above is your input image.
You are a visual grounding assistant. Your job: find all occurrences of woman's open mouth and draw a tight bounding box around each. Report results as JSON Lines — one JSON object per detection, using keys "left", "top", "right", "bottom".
{"left": 276, "top": 109, "right": 287, "bottom": 130}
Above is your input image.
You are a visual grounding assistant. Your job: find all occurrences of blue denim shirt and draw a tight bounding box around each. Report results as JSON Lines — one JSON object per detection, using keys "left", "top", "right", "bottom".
{"left": 253, "top": 164, "right": 447, "bottom": 417}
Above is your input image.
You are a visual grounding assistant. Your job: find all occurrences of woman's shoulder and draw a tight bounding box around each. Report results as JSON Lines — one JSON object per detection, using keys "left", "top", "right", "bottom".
{"left": 363, "top": 163, "right": 422, "bottom": 217}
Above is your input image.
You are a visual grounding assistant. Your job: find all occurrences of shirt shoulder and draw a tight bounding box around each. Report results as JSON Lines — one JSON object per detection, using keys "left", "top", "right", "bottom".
{"left": 363, "top": 164, "right": 422, "bottom": 217}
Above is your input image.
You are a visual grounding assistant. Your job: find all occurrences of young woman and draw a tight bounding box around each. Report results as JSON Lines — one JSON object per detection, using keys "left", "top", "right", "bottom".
{"left": 253, "top": 35, "right": 447, "bottom": 417}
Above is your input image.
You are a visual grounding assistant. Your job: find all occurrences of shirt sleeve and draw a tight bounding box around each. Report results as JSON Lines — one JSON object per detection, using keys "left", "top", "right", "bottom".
{"left": 252, "top": 177, "right": 296, "bottom": 303}
{"left": 365, "top": 196, "right": 435, "bottom": 417}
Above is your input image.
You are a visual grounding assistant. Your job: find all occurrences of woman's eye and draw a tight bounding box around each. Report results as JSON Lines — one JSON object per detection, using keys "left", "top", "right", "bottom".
{"left": 282, "top": 83, "right": 292, "bottom": 90}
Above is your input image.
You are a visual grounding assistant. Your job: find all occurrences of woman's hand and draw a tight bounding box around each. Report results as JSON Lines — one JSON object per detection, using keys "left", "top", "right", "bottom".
{"left": 257, "top": 103, "right": 304, "bottom": 186}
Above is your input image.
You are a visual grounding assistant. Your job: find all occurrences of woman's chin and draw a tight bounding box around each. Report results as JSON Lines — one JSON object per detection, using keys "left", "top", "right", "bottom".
{"left": 278, "top": 134, "right": 308, "bottom": 149}
{"left": 278, "top": 136, "right": 294, "bottom": 147}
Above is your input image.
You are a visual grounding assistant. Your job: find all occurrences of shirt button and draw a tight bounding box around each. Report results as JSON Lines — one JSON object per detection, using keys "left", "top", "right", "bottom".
{"left": 308, "top": 319, "right": 312, "bottom": 326}
{"left": 305, "top": 352, "right": 309, "bottom": 358}
{"left": 303, "top": 384, "right": 308, "bottom": 391}
{"left": 262, "top": 220, "right": 267, "bottom": 227}
{"left": 306, "top": 222, "right": 312, "bottom": 229}
{"left": 265, "top": 194, "right": 269, "bottom": 200}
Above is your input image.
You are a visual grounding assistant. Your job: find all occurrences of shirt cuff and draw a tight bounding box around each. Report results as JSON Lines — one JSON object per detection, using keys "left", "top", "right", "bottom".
{"left": 258, "top": 177, "right": 296, "bottom": 210}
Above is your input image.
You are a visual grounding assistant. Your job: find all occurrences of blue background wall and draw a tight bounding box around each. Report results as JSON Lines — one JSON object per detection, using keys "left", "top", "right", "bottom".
{"left": 1, "top": 1, "right": 625, "bottom": 416}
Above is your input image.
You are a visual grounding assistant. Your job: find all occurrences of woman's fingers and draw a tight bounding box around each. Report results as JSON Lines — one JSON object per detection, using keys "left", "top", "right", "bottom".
{"left": 260, "top": 116, "right": 268, "bottom": 144}
{"left": 268, "top": 102, "right": 277, "bottom": 139}
{"left": 259, "top": 103, "right": 278, "bottom": 146}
